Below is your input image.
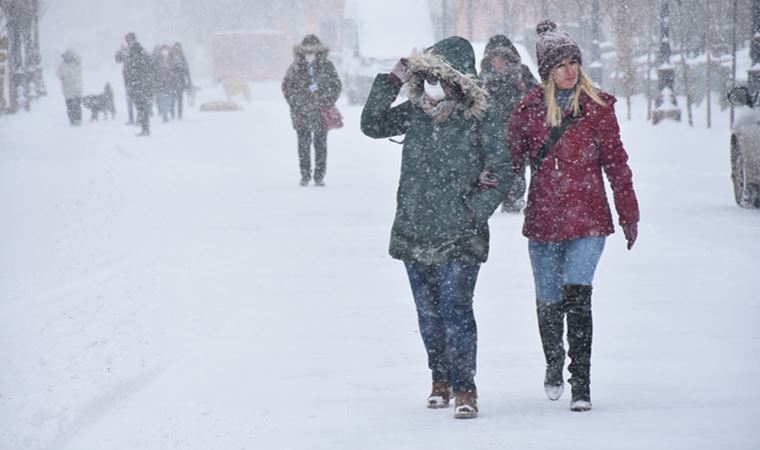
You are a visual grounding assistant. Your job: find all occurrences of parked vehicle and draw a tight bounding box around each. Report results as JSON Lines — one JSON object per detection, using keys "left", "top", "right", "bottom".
{"left": 341, "top": 0, "right": 434, "bottom": 105}
{"left": 727, "top": 86, "right": 760, "bottom": 208}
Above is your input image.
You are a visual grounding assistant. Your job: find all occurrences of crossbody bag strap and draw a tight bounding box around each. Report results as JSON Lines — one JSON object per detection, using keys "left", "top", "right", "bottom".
{"left": 531, "top": 106, "right": 583, "bottom": 173}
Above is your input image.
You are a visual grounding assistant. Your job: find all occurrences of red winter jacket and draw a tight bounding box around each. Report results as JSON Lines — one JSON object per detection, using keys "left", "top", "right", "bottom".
{"left": 508, "top": 86, "right": 639, "bottom": 242}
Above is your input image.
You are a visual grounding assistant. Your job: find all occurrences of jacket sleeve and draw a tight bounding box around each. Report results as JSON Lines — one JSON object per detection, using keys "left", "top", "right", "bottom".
{"left": 597, "top": 101, "right": 640, "bottom": 225}
{"left": 506, "top": 105, "right": 530, "bottom": 202}
{"left": 318, "top": 61, "right": 341, "bottom": 108}
{"left": 281, "top": 65, "right": 298, "bottom": 107}
{"left": 467, "top": 106, "right": 514, "bottom": 223}
{"left": 504, "top": 105, "right": 528, "bottom": 206}
{"left": 360, "top": 74, "right": 412, "bottom": 139}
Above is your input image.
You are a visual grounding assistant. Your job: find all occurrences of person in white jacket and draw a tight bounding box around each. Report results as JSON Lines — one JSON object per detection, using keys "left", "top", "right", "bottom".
{"left": 56, "top": 49, "right": 83, "bottom": 125}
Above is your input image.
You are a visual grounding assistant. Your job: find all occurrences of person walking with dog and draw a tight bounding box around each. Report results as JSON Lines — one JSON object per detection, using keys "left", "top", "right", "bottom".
{"left": 282, "top": 34, "right": 341, "bottom": 187}
{"left": 115, "top": 32, "right": 137, "bottom": 125}
{"left": 56, "top": 49, "right": 83, "bottom": 126}
{"left": 361, "top": 36, "right": 514, "bottom": 419}
{"left": 123, "top": 35, "right": 154, "bottom": 136}
{"left": 479, "top": 34, "right": 537, "bottom": 214}
{"left": 507, "top": 20, "right": 640, "bottom": 412}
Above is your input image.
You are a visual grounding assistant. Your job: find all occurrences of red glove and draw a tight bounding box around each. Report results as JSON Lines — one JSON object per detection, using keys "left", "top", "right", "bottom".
{"left": 622, "top": 223, "right": 638, "bottom": 250}
{"left": 389, "top": 58, "right": 411, "bottom": 84}
{"left": 476, "top": 170, "right": 498, "bottom": 192}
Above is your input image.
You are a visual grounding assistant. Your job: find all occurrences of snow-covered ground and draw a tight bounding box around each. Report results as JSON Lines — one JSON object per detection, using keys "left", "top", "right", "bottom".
{"left": 1, "top": 71, "right": 759, "bottom": 450}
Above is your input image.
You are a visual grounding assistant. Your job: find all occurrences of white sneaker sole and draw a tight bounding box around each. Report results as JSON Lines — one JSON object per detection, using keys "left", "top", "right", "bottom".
{"left": 427, "top": 395, "right": 450, "bottom": 408}
{"left": 545, "top": 383, "right": 564, "bottom": 401}
{"left": 454, "top": 405, "right": 478, "bottom": 419}
{"left": 570, "top": 399, "right": 592, "bottom": 412}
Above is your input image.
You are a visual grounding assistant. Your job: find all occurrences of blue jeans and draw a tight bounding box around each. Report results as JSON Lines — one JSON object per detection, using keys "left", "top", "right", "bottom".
{"left": 404, "top": 260, "right": 480, "bottom": 392}
{"left": 158, "top": 92, "right": 172, "bottom": 121}
{"left": 528, "top": 237, "right": 606, "bottom": 304}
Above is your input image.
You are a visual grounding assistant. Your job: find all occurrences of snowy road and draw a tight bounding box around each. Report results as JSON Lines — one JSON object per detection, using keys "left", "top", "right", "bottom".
{"left": 1, "top": 80, "right": 759, "bottom": 449}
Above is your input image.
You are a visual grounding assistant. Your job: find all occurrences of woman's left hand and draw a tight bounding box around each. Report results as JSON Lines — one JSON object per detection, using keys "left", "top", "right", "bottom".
{"left": 622, "top": 223, "right": 638, "bottom": 250}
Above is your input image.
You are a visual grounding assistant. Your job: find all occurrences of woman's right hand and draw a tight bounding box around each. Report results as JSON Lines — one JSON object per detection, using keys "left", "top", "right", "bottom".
{"left": 622, "top": 223, "right": 638, "bottom": 250}
{"left": 389, "top": 58, "right": 411, "bottom": 84}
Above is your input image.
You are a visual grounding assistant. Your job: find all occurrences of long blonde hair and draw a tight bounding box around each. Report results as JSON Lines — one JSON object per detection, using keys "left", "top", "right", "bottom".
{"left": 543, "top": 66, "right": 605, "bottom": 127}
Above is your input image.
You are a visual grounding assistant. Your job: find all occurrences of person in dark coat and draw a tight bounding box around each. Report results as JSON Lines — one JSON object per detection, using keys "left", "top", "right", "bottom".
{"left": 361, "top": 36, "right": 514, "bottom": 419}
{"left": 115, "top": 32, "right": 137, "bottom": 124}
{"left": 507, "top": 20, "right": 640, "bottom": 412}
{"left": 169, "top": 42, "right": 191, "bottom": 119}
{"left": 123, "top": 36, "right": 154, "bottom": 136}
{"left": 282, "top": 34, "right": 341, "bottom": 186}
{"left": 153, "top": 44, "right": 173, "bottom": 122}
{"left": 480, "top": 34, "right": 537, "bottom": 213}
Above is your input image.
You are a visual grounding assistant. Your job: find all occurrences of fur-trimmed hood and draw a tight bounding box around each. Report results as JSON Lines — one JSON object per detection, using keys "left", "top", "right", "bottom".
{"left": 405, "top": 36, "right": 487, "bottom": 120}
{"left": 293, "top": 34, "right": 329, "bottom": 60}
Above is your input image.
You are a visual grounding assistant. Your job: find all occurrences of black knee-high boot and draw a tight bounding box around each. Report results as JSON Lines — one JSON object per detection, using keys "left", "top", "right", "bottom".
{"left": 564, "top": 284, "right": 593, "bottom": 411}
{"left": 537, "top": 301, "right": 565, "bottom": 400}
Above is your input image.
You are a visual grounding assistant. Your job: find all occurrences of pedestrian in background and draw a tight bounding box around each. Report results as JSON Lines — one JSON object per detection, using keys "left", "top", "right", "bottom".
{"left": 123, "top": 34, "right": 154, "bottom": 136}
{"left": 153, "top": 44, "right": 173, "bottom": 122}
{"left": 480, "top": 34, "right": 537, "bottom": 213}
{"left": 507, "top": 20, "right": 640, "bottom": 412}
{"left": 169, "top": 42, "right": 192, "bottom": 119}
{"left": 282, "top": 34, "right": 341, "bottom": 187}
{"left": 56, "top": 49, "right": 83, "bottom": 126}
{"left": 115, "top": 32, "right": 136, "bottom": 125}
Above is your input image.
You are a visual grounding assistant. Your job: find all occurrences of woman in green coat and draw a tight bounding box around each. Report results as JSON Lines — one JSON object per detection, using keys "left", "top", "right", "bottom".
{"left": 361, "top": 36, "right": 513, "bottom": 419}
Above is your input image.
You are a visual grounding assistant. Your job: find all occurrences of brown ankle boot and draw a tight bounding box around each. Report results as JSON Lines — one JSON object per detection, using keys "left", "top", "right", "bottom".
{"left": 427, "top": 381, "right": 451, "bottom": 408}
{"left": 453, "top": 390, "right": 478, "bottom": 419}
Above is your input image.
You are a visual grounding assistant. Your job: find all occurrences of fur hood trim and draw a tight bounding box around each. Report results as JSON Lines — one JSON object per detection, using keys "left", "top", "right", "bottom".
{"left": 294, "top": 43, "right": 329, "bottom": 59}
{"left": 406, "top": 49, "right": 487, "bottom": 120}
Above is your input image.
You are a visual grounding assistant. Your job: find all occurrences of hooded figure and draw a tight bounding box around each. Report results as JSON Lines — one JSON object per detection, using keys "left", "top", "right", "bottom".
{"left": 115, "top": 32, "right": 137, "bottom": 124}
{"left": 361, "top": 36, "right": 514, "bottom": 420}
{"left": 56, "top": 49, "right": 83, "bottom": 125}
{"left": 169, "top": 43, "right": 192, "bottom": 119}
{"left": 123, "top": 39, "right": 154, "bottom": 136}
{"left": 480, "top": 35, "right": 536, "bottom": 119}
{"left": 479, "top": 35, "right": 537, "bottom": 213}
{"left": 281, "top": 34, "right": 342, "bottom": 186}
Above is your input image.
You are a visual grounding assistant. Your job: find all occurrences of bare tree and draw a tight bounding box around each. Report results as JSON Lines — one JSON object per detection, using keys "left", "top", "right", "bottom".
{"left": 612, "top": 1, "right": 638, "bottom": 120}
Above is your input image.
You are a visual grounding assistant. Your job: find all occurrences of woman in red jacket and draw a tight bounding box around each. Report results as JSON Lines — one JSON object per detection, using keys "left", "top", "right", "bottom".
{"left": 508, "top": 21, "right": 639, "bottom": 412}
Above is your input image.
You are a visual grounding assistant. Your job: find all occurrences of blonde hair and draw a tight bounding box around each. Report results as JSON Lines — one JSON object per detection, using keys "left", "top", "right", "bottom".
{"left": 543, "top": 66, "right": 605, "bottom": 127}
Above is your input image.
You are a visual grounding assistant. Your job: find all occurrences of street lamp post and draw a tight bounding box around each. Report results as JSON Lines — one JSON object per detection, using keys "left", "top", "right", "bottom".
{"left": 588, "top": 0, "right": 603, "bottom": 87}
{"left": 652, "top": 0, "right": 681, "bottom": 124}
{"left": 441, "top": 0, "right": 448, "bottom": 38}
{"left": 467, "top": 0, "right": 474, "bottom": 41}
{"left": 748, "top": 0, "right": 760, "bottom": 96}
{"left": 502, "top": 0, "right": 509, "bottom": 36}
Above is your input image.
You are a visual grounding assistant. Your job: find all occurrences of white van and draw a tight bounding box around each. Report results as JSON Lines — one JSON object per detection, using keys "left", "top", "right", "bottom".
{"left": 342, "top": 0, "right": 435, "bottom": 104}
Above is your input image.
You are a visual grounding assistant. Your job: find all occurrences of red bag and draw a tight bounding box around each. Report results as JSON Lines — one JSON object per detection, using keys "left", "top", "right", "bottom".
{"left": 320, "top": 105, "right": 343, "bottom": 130}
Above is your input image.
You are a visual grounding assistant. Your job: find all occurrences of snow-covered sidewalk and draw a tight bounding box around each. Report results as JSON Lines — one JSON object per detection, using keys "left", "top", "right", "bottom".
{"left": 1, "top": 79, "right": 758, "bottom": 450}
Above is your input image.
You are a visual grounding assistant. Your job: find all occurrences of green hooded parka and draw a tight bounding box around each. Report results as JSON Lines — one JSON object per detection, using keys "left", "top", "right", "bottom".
{"left": 361, "top": 36, "right": 514, "bottom": 264}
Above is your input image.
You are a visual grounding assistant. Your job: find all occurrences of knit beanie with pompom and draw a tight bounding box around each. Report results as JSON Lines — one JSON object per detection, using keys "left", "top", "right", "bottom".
{"left": 535, "top": 19, "right": 582, "bottom": 81}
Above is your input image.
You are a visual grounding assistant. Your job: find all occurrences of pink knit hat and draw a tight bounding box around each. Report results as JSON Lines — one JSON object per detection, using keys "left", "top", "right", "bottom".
{"left": 535, "top": 20, "right": 582, "bottom": 81}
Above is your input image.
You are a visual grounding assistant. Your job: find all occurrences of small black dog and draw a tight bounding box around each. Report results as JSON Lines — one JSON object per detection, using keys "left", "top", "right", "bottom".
{"left": 81, "top": 83, "right": 115, "bottom": 121}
